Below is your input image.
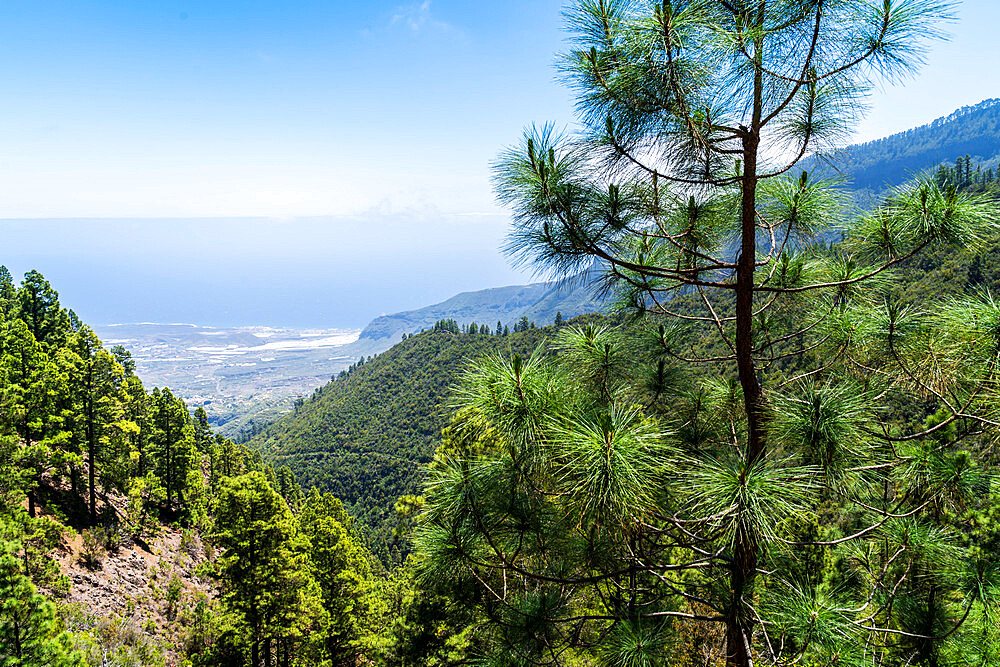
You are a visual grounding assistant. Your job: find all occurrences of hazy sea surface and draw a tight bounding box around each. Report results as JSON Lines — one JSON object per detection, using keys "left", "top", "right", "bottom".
{"left": 2, "top": 216, "right": 532, "bottom": 329}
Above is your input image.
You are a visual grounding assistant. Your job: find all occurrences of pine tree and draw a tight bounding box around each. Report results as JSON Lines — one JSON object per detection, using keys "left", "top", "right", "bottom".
{"left": 212, "top": 473, "right": 326, "bottom": 667}
{"left": 149, "top": 387, "right": 195, "bottom": 515}
{"left": 421, "top": 2, "right": 1000, "bottom": 665}
{"left": 0, "top": 540, "right": 83, "bottom": 667}
{"left": 68, "top": 326, "right": 128, "bottom": 525}
{"left": 275, "top": 465, "right": 303, "bottom": 510}
{"left": 0, "top": 320, "right": 71, "bottom": 517}
{"left": 112, "top": 372, "right": 147, "bottom": 484}
{"left": 15, "top": 272, "right": 68, "bottom": 349}
{"left": 299, "top": 488, "right": 375, "bottom": 664}
{"left": 0, "top": 267, "right": 15, "bottom": 324}
{"left": 193, "top": 407, "right": 212, "bottom": 454}
{"left": 0, "top": 434, "right": 27, "bottom": 518}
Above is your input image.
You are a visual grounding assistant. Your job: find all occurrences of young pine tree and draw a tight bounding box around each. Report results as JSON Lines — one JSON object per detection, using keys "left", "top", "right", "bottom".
{"left": 212, "top": 472, "right": 326, "bottom": 667}
{"left": 0, "top": 540, "right": 83, "bottom": 667}
{"left": 417, "top": 2, "right": 1000, "bottom": 666}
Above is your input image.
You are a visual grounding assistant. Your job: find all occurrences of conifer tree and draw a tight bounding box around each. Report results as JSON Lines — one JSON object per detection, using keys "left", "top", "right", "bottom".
{"left": 420, "top": 2, "right": 1000, "bottom": 665}
{"left": 299, "top": 488, "right": 375, "bottom": 664}
{"left": 121, "top": 374, "right": 149, "bottom": 478}
{"left": 0, "top": 267, "right": 15, "bottom": 324}
{"left": 212, "top": 472, "right": 326, "bottom": 667}
{"left": 275, "top": 465, "right": 303, "bottom": 510}
{"left": 149, "top": 387, "right": 195, "bottom": 514}
{"left": 193, "top": 407, "right": 212, "bottom": 454}
{"left": 109, "top": 345, "right": 136, "bottom": 377}
{"left": 0, "top": 434, "right": 27, "bottom": 518}
{"left": 15, "top": 272, "right": 68, "bottom": 349}
{"left": 68, "top": 326, "right": 128, "bottom": 525}
{"left": 0, "top": 320, "right": 71, "bottom": 517}
{"left": 0, "top": 540, "right": 83, "bottom": 667}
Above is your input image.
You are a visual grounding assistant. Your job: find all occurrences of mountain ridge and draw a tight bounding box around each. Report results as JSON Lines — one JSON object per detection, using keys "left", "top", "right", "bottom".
{"left": 801, "top": 97, "right": 1000, "bottom": 194}
{"left": 343, "top": 266, "right": 607, "bottom": 356}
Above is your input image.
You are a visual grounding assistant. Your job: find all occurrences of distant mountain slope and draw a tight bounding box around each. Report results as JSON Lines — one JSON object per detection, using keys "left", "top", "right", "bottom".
{"left": 346, "top": 267, "right": 606, "bottom": 355}
{"left": 803, "top": 98, "right": 1000, "bottom": 193}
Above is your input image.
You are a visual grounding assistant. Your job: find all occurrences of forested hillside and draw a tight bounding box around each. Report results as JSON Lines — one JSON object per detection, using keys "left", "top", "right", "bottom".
{"left": 0, "top": 269, "right": 387, "bottom": 667}
{"left": 802, "top": 98, "right": 1000, "bottom": 194}
{"left": 253, "top": 164, "right": 1000, "bottom": 542}
{"left": 250, "top": 315, "right": 604, "bottom": 549}
{"left": 346, "top": 265, "right": 606, "bottom": 355}
{"left": 15, "top": 0, "right": 1000, "bottom": 665}
{"left": 243, "top": 1, "right": 1000, "bottom": 659}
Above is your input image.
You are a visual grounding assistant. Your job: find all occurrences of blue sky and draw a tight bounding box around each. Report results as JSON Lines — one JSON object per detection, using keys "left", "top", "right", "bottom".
{"left": 0, "top": 0, "right": 573, "bottom": 218}
{"left": 1, "top": 1, "right": 999, "bottom": 327}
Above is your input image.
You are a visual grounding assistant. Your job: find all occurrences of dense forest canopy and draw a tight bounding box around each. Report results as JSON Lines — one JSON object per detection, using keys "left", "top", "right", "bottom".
{"left": 801, "top": 98, "right": 1000, "bottom": 193}
{"left": 251, "top": 315, "right": 593, "bottom": 562}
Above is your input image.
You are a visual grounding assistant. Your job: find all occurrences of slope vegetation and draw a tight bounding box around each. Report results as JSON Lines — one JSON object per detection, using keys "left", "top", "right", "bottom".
{"left": 803, "top": 98, "right": 1000, "bottom": 193}
{"left": 346, "top": 266, "right": 606, "bottom": 355}
{"left": 252, "top": 180, "right": 1000, "bottom": 547}
{"left": 251, "top": 317, "right": 604, "bottom": 532}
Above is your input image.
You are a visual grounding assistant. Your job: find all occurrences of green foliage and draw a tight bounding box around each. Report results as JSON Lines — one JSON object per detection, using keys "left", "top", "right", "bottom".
{"left": 298, "top": 488, "right": 379, "bottom": 662}
{"left": 373, "top": 558, "right": 476, "bottom": 667}
{"left": 0, "top": 540, "right": 84, "bottom": 666}
{"left": 0, "top": 268, "right": 303, "bottom": 666}
{"left": 415, "top": 1, "right": 1000, "bottom": 665}
{"left": 209, "top": 472, "right": 327, "bottom": 667}
{"left": 79, "top": 528, "right": 106, "bottom": 570}
{"left": 16, "top": 270, "right": 69, "bottom": 349}
{"left": 802, "top": 100, "right": 1000, "bottom": 196}
{"left": 250, "top": 317, "right": 595, "bottom": 557}
{"left": 61, "top": 604, "right": 167, "bottom": 667}
{"left": 149, "top": 387, "right": 197, "bottom": 515}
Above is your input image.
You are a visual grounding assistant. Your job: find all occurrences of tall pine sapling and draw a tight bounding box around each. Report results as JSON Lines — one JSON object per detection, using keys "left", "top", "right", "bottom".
{"left": 417, "top": 1, "right": 1000, "bottom": 665}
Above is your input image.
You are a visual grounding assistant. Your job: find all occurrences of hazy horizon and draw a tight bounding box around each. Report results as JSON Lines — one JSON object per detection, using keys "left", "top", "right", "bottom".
{"left": 1, "top": 215, "right": 537, "bottom": 329}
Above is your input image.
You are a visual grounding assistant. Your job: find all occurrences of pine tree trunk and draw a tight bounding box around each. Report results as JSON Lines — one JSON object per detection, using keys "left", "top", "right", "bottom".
{"left": 166, "top": 420, "right": 173, "bottom": 511}
{"left": 88, "top": 390, "right": 97, "bottom": 526}
{"left": 728, "top": 148, "right": 761, "bottom": 665}
{"left": 727, "top": 32, "right": 765, "bottom": 664}
{"left": 29, "top": 468, "right": 42, "bottom": 518}
{"left": 136, "top": 431, "right": 144, "bottom": 477}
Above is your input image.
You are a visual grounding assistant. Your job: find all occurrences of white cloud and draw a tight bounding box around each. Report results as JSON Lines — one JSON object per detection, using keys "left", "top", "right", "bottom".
{"left": 391, "top": 1, "right": 455, "bottom": 35}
